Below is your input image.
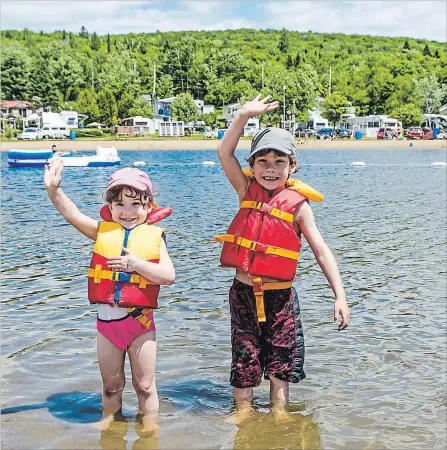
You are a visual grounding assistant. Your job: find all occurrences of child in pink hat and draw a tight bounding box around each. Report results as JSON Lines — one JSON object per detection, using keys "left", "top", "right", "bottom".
{"left": 44, "top": 160, "right": 175, "bottom": 432}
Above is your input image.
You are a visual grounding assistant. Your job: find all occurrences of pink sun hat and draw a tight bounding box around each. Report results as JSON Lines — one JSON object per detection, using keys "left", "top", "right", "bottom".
{"left": 106, "top": 167, "right": 153, "bottom": 193}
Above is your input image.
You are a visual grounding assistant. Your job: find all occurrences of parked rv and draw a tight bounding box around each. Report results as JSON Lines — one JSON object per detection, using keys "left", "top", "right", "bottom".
{"left": 40, "top": 125, "right": 70, "bottom": 139}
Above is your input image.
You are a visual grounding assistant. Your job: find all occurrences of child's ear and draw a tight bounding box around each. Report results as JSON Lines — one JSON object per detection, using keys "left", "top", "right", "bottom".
{"left": 289, "top": 164, "right": 296, "bottom": 174}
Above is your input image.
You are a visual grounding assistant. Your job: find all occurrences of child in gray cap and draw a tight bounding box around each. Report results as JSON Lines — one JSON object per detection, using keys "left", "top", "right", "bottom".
{"left": 215, "top": 95, "right": 349, "bottom": 423}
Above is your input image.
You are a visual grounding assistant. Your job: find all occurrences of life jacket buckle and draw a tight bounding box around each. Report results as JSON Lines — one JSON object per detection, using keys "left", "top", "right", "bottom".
{"left": 116, "top": 272, "right": 131, "bottom": 283}
{"left": 259, "top": 203, "right": 273, "bottom": 214}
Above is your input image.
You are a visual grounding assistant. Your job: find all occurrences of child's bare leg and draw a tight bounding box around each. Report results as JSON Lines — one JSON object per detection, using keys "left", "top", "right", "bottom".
{"left": 128, "top": 330, "right": 159, "bottom": 432}
{"left": 269, "top": 375, "right": 293, "bottom": 424}
{"left": 225, "top": 387, "right": 254, "bottom": 424}
{"left": 94, "top": 332, "right": 126, "bottom": 430}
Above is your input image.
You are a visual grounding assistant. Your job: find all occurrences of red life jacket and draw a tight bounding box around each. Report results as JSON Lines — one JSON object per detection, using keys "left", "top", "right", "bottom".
{"left": 215, "top": 178, "right": 323, "bottom": 281}
{"left": 88, "top": 205, "right": 172, "bottom": 309}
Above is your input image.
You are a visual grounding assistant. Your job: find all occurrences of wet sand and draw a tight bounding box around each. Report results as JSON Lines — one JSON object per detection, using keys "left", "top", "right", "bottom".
{"left": 1, "top": 138, "right": 446, "bottom": 152}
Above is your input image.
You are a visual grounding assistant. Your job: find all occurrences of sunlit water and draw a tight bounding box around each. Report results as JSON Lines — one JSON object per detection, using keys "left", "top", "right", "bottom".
{"left": 1, "top": 148, "right": 446, "bottom": 449}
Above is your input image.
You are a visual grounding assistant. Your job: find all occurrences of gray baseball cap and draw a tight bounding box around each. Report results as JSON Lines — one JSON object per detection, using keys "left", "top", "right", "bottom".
{"left": 250, "top": 127, "right": 296, "bottom": 158}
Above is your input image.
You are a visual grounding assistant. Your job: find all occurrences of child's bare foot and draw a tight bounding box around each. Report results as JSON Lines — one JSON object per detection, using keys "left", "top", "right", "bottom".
{"left": 136, "top": 409, "right": 160, "bottom": 433}
{"left": 272, "top": 407, "right": 293, "bottom": 425}
{"left": 225, "top": 407, "right": 255, "bottom": 425}
{"left": 92, "top": 414, "right": 116, "bottom": 431}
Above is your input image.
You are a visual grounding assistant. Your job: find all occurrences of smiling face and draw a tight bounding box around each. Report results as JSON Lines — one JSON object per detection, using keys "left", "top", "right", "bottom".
{"left": 250, "top": 150, "right": 296, "bottom": 191}
{"left": 108, "top": 186, "right": 151, "bottom": 229}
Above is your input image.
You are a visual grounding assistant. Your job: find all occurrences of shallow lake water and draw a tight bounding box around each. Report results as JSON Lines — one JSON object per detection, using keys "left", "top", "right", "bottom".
{"left": 1, "top": 148, "right": 446, "bottom": 449}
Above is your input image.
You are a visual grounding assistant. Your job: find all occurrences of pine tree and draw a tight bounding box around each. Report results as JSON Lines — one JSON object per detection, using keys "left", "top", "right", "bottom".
{"left": 423, "top": 44, "right": 432, "bottom": 56}
{"left": 434, "top": 49, "right": 440, "bottom": 58}
{"left": 294, "top": 52, "right": 301, "bottom": 67}
{"left": 107, "top": 33, "right": 111, "bottom": 53}
{"left": 286, "top": 54, "right": 293, "bottom": 69}
{"left": 278, "top": 28, "right": 289, "bottom": 54}
{"left": 79, "top": 26, "right": 88, "bottom": 38}
{"left": 90, "top": 32, "right": 101, "bottom": 51}
{"left": 62, "top": 29, "right": 66, "bottom": 40}
{"left": 403, "top": 40, "right": 410, "bottom": 50}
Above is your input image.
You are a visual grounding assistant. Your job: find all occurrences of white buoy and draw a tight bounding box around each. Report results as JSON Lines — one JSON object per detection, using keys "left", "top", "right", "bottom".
{"left": 431, "top": 162, "right": 446, "bottom": 167}
{"left": 202, "top": 161, "right": 216, "bottom": 166}
{"left": 351, "top": 161, "right": 366, "bottom": 166}
{"left": 133, "top": 161, "right": 146, "bottom": 167}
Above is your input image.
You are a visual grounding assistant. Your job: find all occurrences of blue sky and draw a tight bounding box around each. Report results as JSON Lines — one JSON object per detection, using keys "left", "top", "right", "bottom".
{"left": 1, "top": 1, "right": 446, "bottom": 42}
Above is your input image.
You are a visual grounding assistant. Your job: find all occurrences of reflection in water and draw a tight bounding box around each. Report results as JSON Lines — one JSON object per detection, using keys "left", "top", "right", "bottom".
{"left": 232, "top": 409, "right": 321, "bottom": 450}
{"left": 98, "top": 411, "right": 129, "bottom": 450}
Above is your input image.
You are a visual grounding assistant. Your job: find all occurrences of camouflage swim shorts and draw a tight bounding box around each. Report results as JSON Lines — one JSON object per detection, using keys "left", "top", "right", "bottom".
{"left": 229, "top": 278, "right": 306, "bottom": 388}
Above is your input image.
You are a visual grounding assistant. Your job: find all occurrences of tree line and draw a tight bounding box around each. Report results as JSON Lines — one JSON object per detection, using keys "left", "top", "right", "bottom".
{"left": 1, "top": 28, "right": 446, "bottom": 127}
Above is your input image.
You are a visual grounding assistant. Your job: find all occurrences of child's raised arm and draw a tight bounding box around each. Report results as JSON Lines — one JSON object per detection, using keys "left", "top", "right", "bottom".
{"left": 44, "top": 158, "right": 99, "bottom": 240}
{"left": 217, "top": 95, "right": 279, "bottom": 199}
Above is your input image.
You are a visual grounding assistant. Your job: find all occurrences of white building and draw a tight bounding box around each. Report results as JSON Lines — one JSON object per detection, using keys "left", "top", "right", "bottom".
{"left": 222, "top": 102, "right": 241, "bottom": 120}
{"left": 158, "top": 121, "right": 184, "bottom": 137}
{"left": 122, "top": 116, "right": 159, "bottom": 135}
{"left": 193, "top": 99, "right": 215, "bottom": 115}
{"left": 59, "top": 110, "right": 80, "bottom": 128}
{"left": 343, "top": 115, "right": 402, "bottom": 138}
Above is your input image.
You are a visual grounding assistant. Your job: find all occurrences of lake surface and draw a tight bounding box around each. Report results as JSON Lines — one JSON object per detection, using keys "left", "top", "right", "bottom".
{"left": 1, "top": 148, "right": 446, "bottom": 449}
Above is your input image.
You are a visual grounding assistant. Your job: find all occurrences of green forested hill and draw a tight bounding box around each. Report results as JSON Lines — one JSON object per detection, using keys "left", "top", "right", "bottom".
{"left": 1, "top": 28, "right": 446, "bottom": 125}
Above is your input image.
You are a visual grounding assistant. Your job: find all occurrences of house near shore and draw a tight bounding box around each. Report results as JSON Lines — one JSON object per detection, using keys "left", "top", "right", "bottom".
{"left": 143, "top": 95, "right": 215, "bottom": 121}
{"left": 341, "top": 115, "right": 402, "bottom": 137}
{"left": 0, "top": 100, "right": 43, "bottom": 129}
{"left": 122, "top": 116, "right": 159, "bottom": 135}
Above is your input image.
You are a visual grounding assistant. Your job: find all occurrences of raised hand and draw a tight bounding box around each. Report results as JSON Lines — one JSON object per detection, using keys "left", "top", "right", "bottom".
{"left": 239, "top": 94, "right": 280, "bottom": 117}
{"left": 44, "top": 157, "right": 64, "bottom": 191}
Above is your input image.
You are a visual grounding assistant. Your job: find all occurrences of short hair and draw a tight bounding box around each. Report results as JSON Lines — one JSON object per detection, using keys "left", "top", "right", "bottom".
{"left": 105, "top": 185, "right": 152, "bottom": 205}
{"left": 247, "top": 149, "right": 298, "bottom": 169}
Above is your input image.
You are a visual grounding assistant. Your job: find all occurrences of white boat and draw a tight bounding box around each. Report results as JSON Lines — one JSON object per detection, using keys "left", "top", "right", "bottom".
{"left": 7, "top": 146, "right": 121, "bottom": 168}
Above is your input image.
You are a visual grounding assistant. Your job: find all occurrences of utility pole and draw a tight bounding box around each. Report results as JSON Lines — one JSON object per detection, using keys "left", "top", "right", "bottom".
{"left": 261, "top": 62, "right": 265, "bottom": 90}
{"left": 152, "top": 64, "right": 157, "bottom": 115}
{"left": 329, "top": 65, "right": 332, "bottom": 95}
{"left": 282, "top": 84, "right": 286, "bottom": 129}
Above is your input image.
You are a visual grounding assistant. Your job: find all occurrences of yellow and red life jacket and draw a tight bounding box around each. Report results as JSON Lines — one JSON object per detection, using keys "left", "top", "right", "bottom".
{"left": 88, "top": 205, "right": 172, "bottom": 309}
{"left": 215, "top": 171, "right": 323, "bottom": 281}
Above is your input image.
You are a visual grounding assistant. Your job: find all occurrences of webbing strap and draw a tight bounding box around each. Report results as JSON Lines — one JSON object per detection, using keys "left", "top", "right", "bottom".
{"left": 240, "top": 201, "right": 294, "bottom": 223}
{"left": 214, "top": 235, "right": 299, "bottom": 261}
{"left": 251, "top": 279, "right": 293, "bottom": 323}
{"left": 88, "top": 266, "right": 156, "bottom": 289}
{"left": 127, "top": 307, "right": 153, "bottom": 329}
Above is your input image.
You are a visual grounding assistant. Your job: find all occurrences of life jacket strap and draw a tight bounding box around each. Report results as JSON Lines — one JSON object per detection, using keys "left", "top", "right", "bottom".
{"left": 240, "top": 201, "right": 295, "bottom": 223}
{"left": 214, "top": 235, "right": 300, "bottom": 261}
{"left": 252, "top": 278, "right": 293, "bottom": 322}
{"left": 127, "top": 307, "right": 153, "bottom": 329}
{"left": 88, "top": 265, "right": 156, "bottom": 289}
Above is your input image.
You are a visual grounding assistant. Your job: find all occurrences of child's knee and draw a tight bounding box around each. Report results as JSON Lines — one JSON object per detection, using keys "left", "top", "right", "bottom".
{"left": 103, "top": 376, "right": 125, "bottom": 396}
{"left": 133, "top": 374, "right": 156, "bottom": 396}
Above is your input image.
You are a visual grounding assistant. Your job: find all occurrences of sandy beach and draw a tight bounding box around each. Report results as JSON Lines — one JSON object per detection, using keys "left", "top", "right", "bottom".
{"left": 1, "top": 138, "right": 446, "bottom": 152}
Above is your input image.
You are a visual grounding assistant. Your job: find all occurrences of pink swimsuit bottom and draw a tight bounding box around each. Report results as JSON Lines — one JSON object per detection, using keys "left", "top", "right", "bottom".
{"left": 97, "top": 311, "right": 156, "bottom": 351}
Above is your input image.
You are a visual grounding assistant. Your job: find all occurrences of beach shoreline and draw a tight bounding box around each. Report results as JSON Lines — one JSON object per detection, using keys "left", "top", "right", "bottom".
{"left": 1, "top": 138, "right": 446, "bottom": 152}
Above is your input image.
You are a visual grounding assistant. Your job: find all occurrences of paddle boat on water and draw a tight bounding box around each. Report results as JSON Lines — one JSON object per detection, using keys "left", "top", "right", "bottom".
{"left": 7, "top": 146, "right": 121, "bottom": 168}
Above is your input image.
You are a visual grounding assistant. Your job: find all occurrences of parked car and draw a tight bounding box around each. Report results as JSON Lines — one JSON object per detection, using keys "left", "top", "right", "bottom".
{"left": 316, "top": 128, "right": 334, "bottom": 139}
{"left": 377, "top": 127, "right": 394, "bottom": 140}
{"left": 336, "top": 128, "right": 352, "bottom": 139}
{"left": 17, "top": 128, "right": 42, "bottom": 140}
{"left": 40, "top": 125, "right": 70, "bottom": 139}
{"left": 407, "top": 127, "right": 424, "bottom": 140}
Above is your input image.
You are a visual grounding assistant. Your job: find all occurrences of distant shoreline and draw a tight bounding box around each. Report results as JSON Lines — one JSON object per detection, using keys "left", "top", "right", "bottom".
{"left": 1, "top": 138, "right": 446, "bottom": 152}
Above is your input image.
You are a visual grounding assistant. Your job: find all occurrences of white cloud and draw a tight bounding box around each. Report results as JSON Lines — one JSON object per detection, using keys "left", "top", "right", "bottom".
{"left": 261, "top": 1, "right": 446, "bottom": 42}
{"left": 0, "top": 0, "right": 445, "bottom": 41}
